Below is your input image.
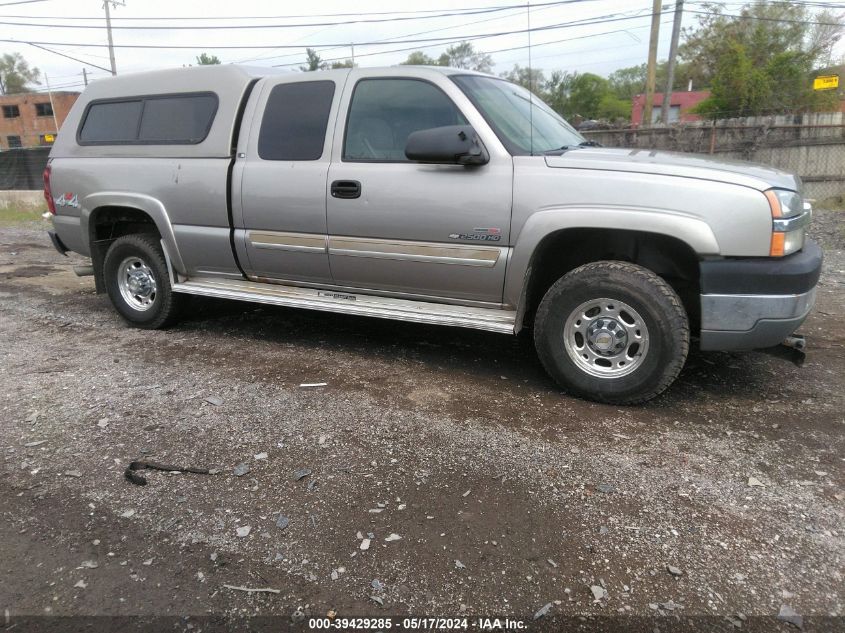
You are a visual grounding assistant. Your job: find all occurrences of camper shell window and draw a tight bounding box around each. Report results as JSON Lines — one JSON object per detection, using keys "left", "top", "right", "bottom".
{"left": 77, "top": 92, "right": 218, "bottom": 145}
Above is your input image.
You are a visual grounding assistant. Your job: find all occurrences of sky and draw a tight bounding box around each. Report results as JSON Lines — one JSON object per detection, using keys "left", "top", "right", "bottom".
{"left": 0, "top": 0, "right": 838, "bottom": 94}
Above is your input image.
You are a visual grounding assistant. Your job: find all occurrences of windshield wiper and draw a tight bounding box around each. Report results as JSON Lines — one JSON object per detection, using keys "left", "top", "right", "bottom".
{"left": 579, "top": 140, "right": 602, "bottom": 147}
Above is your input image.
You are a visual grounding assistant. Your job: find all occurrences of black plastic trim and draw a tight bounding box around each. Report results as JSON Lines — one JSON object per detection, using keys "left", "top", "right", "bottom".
{"left": 226, "top": 78, "right": 259, "bottom": 280}
{"left": 47, "top": 229, "right": 69, "bottom": 256}
{"left": 700, "top": 239, "right": 823, "bottom": 295}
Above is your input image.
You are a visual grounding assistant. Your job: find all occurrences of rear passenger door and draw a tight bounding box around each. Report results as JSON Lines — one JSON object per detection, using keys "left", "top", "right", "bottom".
{"left": 234, "top": 75, "right": 345, "bottom": 284}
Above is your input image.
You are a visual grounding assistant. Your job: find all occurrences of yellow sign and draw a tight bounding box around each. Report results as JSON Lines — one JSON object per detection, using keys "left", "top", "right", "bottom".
{"left": 813, "top": 75, "right": 839, "bottom": 90}
{"left": 43, "top": 133, "right": 55, "bottom": 144}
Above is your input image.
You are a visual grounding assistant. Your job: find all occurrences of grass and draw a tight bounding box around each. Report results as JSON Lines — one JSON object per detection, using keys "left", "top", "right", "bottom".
{"left": 0, "top": 203, "right": 47, "bottom": 226}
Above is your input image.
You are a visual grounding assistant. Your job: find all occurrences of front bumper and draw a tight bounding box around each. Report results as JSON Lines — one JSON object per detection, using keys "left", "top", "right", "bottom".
{"left": 699, "top": 239, "right": 822, "bottom": 351}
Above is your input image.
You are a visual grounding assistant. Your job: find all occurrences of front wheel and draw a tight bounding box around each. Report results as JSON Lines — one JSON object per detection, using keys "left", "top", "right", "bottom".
{"left": 534, "top": 261, "right": 689, "bottom": 404}
{"left": 103, "top": 234, "right": 183, "bottom": 329}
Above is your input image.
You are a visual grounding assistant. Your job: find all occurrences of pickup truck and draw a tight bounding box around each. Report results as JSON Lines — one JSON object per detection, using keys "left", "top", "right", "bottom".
{"left": 45, "top": 65, "right": 822, "bottom": 404}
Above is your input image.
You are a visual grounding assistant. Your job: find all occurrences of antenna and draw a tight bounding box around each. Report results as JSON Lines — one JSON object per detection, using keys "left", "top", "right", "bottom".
{"left": 527, "top": 1, "right": 533, "bottom": 156}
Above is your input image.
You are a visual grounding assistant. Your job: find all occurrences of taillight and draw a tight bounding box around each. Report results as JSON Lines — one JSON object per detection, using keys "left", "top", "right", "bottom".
{"left": 43, "top": 165, "right": 56, "bottom": 215}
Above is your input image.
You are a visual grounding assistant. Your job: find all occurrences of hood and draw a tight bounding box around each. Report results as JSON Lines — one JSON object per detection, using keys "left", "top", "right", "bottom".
{"left": 544, "top": 147, "right": 800, "bottom": 192}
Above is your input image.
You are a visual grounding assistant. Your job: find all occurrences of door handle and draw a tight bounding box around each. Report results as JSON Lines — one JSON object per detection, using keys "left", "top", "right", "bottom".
{"left": 331, "top": 180, "right": 361, "bottom": 199}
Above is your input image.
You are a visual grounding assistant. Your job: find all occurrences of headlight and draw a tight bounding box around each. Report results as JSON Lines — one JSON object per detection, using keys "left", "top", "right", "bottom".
{"left": 764, "top": 189, "right": 810, "bottom": 256}
{"left": 765, "top": 189, "right": 803, "bottom": 218}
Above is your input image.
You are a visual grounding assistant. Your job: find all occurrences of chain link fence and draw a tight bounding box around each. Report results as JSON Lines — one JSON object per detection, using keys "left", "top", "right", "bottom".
{"left": 0, "top": 148, "right": 50, "bottom": 191}
{"left": 581, "top": 114, "right": 845, "bottom": 202}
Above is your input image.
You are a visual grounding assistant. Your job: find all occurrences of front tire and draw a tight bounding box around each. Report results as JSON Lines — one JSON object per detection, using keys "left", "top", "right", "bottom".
{"left": 103, "top": 234, "right": 182, "bottom": 329}
{"left": 534, "top": 261, "right": 689, "bottom": 404}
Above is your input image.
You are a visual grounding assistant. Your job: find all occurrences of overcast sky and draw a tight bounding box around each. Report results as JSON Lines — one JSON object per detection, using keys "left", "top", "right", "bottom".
{"left": 0, "top": 0, "right": 834, "bottom": 93}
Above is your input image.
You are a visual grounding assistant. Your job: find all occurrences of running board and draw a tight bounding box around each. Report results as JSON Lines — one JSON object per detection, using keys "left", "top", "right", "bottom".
{"left": 172, "top": 277, "right": 516, "bottom": 334}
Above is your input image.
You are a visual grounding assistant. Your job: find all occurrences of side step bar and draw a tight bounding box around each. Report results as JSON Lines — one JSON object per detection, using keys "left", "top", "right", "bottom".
{"left": 172, "top": 277, "right": 517, "bottom": 334}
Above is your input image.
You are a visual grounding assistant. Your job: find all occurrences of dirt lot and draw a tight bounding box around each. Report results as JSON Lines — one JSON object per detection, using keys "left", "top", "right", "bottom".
{"left": 1, "top": 210, "right": 843, "bottom": 632}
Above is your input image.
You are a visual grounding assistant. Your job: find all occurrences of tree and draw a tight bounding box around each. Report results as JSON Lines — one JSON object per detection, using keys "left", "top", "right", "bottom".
{"left": 680, "top": 1, "right": 843, "bottom": 114}
{"left": 685, "top": 2, "right": 844, "bottom": 118}
{"left": 565, "top": 73, "right": 612, "bottom": 120}
{"left": 437, "top": 42, "right": 493, "bottom": 73}
{"left": 500, "top": 64, "right": 546, "bottom": 93}
{"left": 196, "top": 53, "right": 221, "bottom": 65}
{"left": 300, "top": 48, "right": 325, "bottom": 72}
{"left": 329, "top": 59, "right": 355, "bottom": 69}
{"left": 543, "top": 70, "right": 580, "bottom": 118}
{"left": 400, "top": 51, "right": 438, "bottom": 66}
{"left": 0, "top": 52, "right": 40, "bottom": 95}
{"left": 596, "top": 94, "right": 632, "bottom": 122}
{"left": 607, "top": 64, "right": 647, "bottom": 101}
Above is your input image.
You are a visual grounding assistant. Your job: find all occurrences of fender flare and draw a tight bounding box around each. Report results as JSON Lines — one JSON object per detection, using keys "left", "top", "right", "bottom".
{"left": 506, "top": 207, "right": 720, "bottom": 330}
{"left": 81, "top": 192, "right": 186, "bottom": 274}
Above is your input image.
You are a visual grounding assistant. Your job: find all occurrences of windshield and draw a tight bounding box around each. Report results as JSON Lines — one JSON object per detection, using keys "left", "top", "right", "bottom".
{"left": 451, "top": 75, "right": 584, "bottom": 155}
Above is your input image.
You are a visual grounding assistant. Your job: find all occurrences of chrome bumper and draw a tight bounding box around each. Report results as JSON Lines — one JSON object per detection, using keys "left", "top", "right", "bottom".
{"left": 699, "top": 288, "right": 816, "bottom": 351}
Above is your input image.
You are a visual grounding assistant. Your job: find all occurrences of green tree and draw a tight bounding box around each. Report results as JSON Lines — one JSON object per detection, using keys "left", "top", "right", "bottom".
{"left": 596, "top": 94, "right": 632, "bottom": 121}
{"left": 565, "top": 73, "right": 611, "bottom": 120}
{"left": 400, "top": 51, "right": 438, "bottom": 66}
{"left": 680, "top": 1, "right": 843, "bottom": 115}
{"left": 543, "top": 70, "right": 579, "bottom": 118}
{"left": 607, "top": 63, "right": 647, "bottom": 101}
{"left": 500, "top": 64, "right": 546, "bottom": 93}
{"left": 300, "top": 48, "right": 325, "bottom": 72}
{"left": 0, "top": 52, "right": 40, "bottom": 95}
{"left": 437, "top": 42, "right": 493, "bottom": 73}
{"left": 195, "top": 53, "right": 221, "bottom": 65}
{"left": 329, "top": 59, "right": 355, "bottom": 69}
{"left": 692, "top": 42, "right": 772, "bottom": 118}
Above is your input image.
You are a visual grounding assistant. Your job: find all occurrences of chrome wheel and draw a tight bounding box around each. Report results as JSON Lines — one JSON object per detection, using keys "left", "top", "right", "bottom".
{"left": 563, "top": 297, "right": 649, "bottom": 378}
{"left": 117, "top": 256, "right": 157, "bottom": 312}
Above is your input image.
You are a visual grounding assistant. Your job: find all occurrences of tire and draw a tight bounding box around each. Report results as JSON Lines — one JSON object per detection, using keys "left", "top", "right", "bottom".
{"left": 533, "top": 261, "right": 689, "bottom": 404}
{"left": 103, "top": 234, "right": 183, "bottom": 329}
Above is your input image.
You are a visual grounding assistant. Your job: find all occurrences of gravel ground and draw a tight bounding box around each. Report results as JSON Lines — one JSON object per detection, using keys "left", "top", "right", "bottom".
{"left": 0, "top": 212, "right": 843, "bottom": 632}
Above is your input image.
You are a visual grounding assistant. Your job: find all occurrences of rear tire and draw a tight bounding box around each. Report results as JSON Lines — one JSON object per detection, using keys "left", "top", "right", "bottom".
{"left": 534, "top": 261, "right": 689, "bottom": 404}
{"left": 103, "top": 234, "right": 182, "bottom": 329}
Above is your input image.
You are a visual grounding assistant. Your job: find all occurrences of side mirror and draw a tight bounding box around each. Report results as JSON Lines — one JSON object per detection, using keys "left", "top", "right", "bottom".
{"left": 405, "top": 125, "right": 489, "bottom": 166}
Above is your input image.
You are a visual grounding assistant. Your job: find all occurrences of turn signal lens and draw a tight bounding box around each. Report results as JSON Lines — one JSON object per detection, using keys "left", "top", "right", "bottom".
{"left": 770, "top": 231, "right": 785, "bottom": 257}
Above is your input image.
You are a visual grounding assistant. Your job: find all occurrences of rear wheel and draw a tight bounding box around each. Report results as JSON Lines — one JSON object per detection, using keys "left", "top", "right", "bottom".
{"left": 103, "top": 234, "right": 182, "bottom": 329}
{"left": 534, "top": 261, "right": 689, "bottom": 404}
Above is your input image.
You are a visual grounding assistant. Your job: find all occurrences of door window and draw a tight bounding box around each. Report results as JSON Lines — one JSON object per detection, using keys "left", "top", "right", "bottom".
{"left": 343, "top": 79, "right": 467, "bottom": 162}
{"left": 258, "top": 81, "right": 335, "bottom": 161}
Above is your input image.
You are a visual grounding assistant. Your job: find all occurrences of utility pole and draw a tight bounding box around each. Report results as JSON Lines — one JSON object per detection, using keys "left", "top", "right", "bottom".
{"left": 82, "top": 67, "right": 88, "bottom": 86}
{"left": 660, "top": 0, "right": 684, "bottom": 125}
{"left": 103, "top": 1, "right": 122, "bottom": 76}
{"left": 350, "top": 43, "right": 355, "bottom": 66}
{"left": 44, "top": 73, "right": 60, "bottom": 135}
{"left": 643, "top": 0, "right": 662, "bottom": 127}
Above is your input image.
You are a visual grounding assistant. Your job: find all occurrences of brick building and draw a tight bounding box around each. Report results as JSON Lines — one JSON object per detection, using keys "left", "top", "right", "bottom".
{"left": 631, "top": 91, "right": 710, "bottom": 127}
{"left": 0, "top": 91, "right": 79, "bottom": 150}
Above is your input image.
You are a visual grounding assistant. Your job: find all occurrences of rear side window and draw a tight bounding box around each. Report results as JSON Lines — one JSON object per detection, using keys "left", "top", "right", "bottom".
{"left": 258, "top": 81, "right": 335, "bottom": 161}
{"left": 78, "top": 92, "right": 218, "bottom": 145}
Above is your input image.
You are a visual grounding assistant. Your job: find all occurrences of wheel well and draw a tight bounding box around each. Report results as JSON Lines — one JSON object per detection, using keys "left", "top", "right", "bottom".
{"left": 523, "top": 228, "right": 701, "bottom": 331}
{"left": 88, "top": 206, "right": 161, "bottom": 293}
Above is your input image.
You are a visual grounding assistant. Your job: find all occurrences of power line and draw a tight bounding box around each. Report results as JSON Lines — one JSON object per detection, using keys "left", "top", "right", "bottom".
{"left": 0, "top": 0, "right": 602, "bottom": 21}
{"left": 686, "top": 8, "right": 845, "bottom": 26}
{"left": 0, "top": 0, "right": 49, "bottom": 6}
{"left": 0, "top": 11, "right": 671, "bottom": 50}
{"left": 269, "top": 17, "right": 670, "bottom": 68}
{"left": 26, "top": 41, "right": 113, "bottom": 72}
{"left": 246, "top": 6, "right": 657, "bottom": 65}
